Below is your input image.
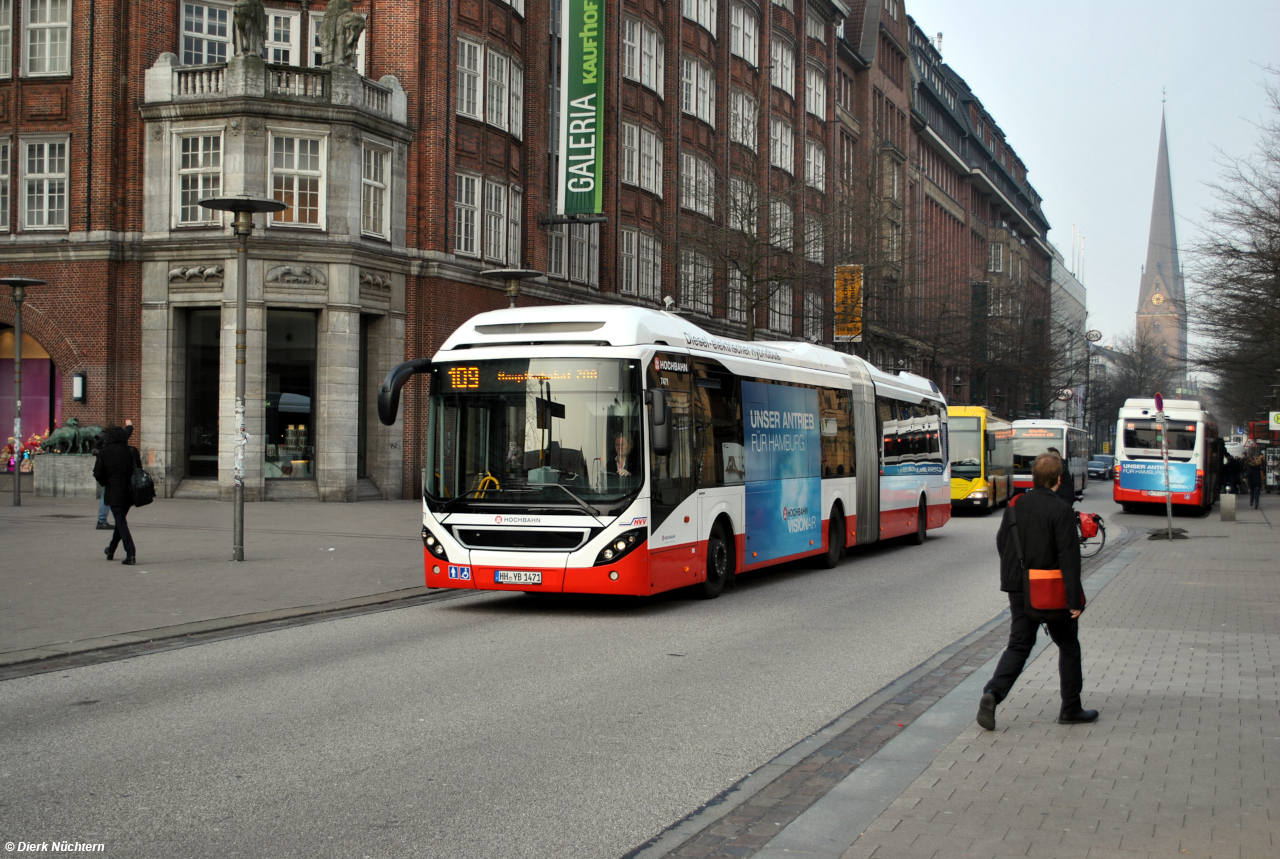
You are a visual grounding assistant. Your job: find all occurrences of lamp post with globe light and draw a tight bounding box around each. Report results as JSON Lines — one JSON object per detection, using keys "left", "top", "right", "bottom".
{"left": 3, "top": 276, "right": 47, "bottom": 507}
{"left": 198, "top": 196, "right": 286, "bottom": 561}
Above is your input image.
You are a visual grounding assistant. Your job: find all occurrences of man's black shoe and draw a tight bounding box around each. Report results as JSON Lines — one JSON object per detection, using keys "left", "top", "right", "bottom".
{"left": 1058, "top": 709, "right": 1099, "bottom": 724}
{"left": 96, "top": 521, "right": 112, "bottom": 530}
{"left": 976, "top": 693, "right": 996, "bottom": 731}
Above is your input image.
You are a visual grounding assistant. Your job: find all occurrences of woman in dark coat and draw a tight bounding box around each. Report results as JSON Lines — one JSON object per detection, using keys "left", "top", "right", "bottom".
{"left": 93, "top": 424, "right": 142, "bottom": 564}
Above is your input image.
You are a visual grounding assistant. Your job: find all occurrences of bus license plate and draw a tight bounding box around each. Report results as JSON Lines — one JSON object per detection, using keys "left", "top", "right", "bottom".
{"left": 496, "top": 570, "right": 542, "bottom": 585}
{"left": 1145, "top": 490, "right": 1168, "bottom": 497}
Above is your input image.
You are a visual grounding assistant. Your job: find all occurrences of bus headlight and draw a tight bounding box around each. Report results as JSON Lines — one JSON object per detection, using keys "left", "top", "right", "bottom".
{"left": 423, "top": 526, "right": 450, "bottom": 562}
{"left": 595, "top": 528, "right": 646, "bottom": 566}
{"left": 967, "top": 490, "right": 988, "bottom": 499}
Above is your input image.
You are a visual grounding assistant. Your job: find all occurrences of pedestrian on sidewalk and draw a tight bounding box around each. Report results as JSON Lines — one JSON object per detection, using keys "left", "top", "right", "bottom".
{"left": 93, "top": 423, "right": 142, "bottom": 565}
{"left": 1245, "top": 450, "right": 1263, "bottom": 509}
{"left": 977, "top": 452, "right": 1096, "bottom": 731}
{"left": 1046, "top": 447, "right": 1075, "bottom": 507}
{"left": 91, "top": 421, "right": 131, "bottom": 529}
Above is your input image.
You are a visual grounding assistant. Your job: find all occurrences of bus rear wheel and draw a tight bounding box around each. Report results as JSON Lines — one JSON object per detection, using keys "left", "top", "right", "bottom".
{"left": 698, "top": 525, "right": 734, "bottom": 600}
{"left": 819, "top": 510, "right": 845, "bottom": 569}
{"left": 910, "top": 500, "right": 927, "bottom": 545}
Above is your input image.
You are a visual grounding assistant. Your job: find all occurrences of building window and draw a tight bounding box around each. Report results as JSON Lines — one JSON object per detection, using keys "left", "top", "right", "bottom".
{"left": 0, "top": 140, "right": 9, "bottom": 229}
{"left": 623, "top": 18, "right": 664, "bottom": 96}
{"left": 309, "top": 11, "right": 365, "bottom": 74}
{"left": 270, "top": 135, "right": 324, "bottom": 227}
{"left": 988, "top": 242, "right": 1003, "bottom": 273}
{"left": 838, "top": 131, "right": 856, "bottom": 186}
{"left": 681, "top": 249, "right": 714, "bottom": 315}
{"left": 804, "top": 218, "right": 824, "bottom": 263}
{"left": 770, "top": 118, "right": 794, "bottom": 174}
{"left": 176, "top": 133, "right": 222, "bottom": 225}
{"left": 769, "top": 200, "right": 792, "bottom": 250}
{"left": 621, "top": 231, "right": 665, "bottom": 302}
{"left": 729, "top": 3, "right": 757, "bottom": 66}
{"left": 21, "top": 138, "right": 67, "bottom": 229}
{"left": 805, "top": 65, "right": 826, "bottom": 118}
{"left": 885, "top": 220, "right": 901, "bottom": 259}
{"left": 265, "top": 12, "right": 298, "bottom": 64}
{"left": 569, "top": 222, "right": 600, "bottom": 286}
{"left": 682, "top": 57, "right": 715, "bottom": 125}
{"left": 24, "top": 0, "right": 70, "bottom": 75}
{"left": 361, "top": 145, "right": 389, "bottom": 238}
{"left": 621, "top": 122, "right": 638, "bottom": 186}
{"left": 729, "top": 89, "right": 757, "bottom": 151}
{"left": 728, "top": 177, "right": 756, "bottom": 234}
{"left": 457, "top": 38, "right": 483, "bottom": 119}
{"left": 769, "top": 282, "right": 793, "bottom": 332}
{"left": 882, "top": 0, "right": 898, "bottom": 21}
{"left": 772, "top": 0, "right": 793, "bottom": 11}
{"left": 547, "top": 224, "right": 565, "bottom": 276}
{"left": 682, "top": 0, "right": 716, "bottom": 33}
{"left": 805, "top": 6, "right": 824, "bottom": 41}
{"left": 508, "top": 187, "right": 522, "bottom": 266}
{"left": 486, "top": 50, "right": 509, "bottom": 131}
{"left": 770, "top": 38, "right": 794, "bottom": 96}
{"left": 681, "top": 151, "right": 714, "bottom": 218}
{"left": 640, "top": 127, "right": 662, "bottom": 196}
{"left": 182, "top": 2, "right": 229, "bottom": 65}
{"left": 804, "top": 138, "right": 825, "bottom": 190}
{"left": 509, "top": 64, "right": 524, "bottom": 139}
{"left": 726, "top": 268, "right": 746, "bottom": 322}
{"left": 455, "top": 173, "right": 479, "bottom": 256}
{"left": 803, "top": 290, "right": 822, "bottom": 340}
{"left": 483, "top": 179, "right": 506, "bottom": 262}
{"left": 0, "top": 0, "right": 12, "bottom": 77}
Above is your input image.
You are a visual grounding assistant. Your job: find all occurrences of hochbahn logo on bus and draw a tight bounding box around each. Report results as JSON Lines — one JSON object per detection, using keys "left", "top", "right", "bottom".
{"left": 782, "top": 504, "right": 817, "bottom": 533}
{"left": 654, "top": 356, "right": 689, "bottom": 373}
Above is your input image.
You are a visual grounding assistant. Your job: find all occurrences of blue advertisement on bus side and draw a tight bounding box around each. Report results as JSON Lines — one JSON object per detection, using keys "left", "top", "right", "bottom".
{"left": 1119, "top": 460, "right": 1197, "bottom": 493}
{"left": 742, "top": 382, "right": 822, "bottom": 563}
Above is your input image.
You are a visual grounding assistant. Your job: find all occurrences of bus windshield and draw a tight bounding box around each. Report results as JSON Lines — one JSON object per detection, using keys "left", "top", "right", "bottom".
{"left": 426, "top": 358, "right": 644, "bottom": 516}
{"left": 1122, "top": 419, "right": 1198, "bottom": 457}
{"left": 1012, "top": 427, "right": 1064, "bottom": 470}
{"left": 949, "top": 417, "right": 983, "bottom": 479}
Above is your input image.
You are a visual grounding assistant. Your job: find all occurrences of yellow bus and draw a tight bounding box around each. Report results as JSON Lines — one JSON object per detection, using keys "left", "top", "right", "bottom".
{"left": 947, "top": 406, "right": 1013, "bottom": 512}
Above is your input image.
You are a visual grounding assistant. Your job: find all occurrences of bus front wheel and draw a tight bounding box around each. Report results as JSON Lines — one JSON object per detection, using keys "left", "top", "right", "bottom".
{"left": 698, "top": 525, "right": 734, "bottom": 600}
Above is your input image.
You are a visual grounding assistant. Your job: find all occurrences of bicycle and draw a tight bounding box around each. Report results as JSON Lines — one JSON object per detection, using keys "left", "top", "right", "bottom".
{"left": 1078, "top": 511, "right": 1106, "bottom": 559}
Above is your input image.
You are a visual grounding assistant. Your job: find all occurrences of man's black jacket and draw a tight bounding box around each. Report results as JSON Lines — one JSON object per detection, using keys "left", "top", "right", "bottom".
{"left": 93, "top": 426, "right": 140, "bottom": 508}
{"left": 995, "top": 487, "right": 1083, "bottom": 610}
{"left": 1055, "top": 468, "right": 1076, "bottom": 506}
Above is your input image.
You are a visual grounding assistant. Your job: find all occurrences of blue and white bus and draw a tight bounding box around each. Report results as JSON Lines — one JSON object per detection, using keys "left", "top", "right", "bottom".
{"left": 377, "top": 306, "right": 951, "bottom": 598}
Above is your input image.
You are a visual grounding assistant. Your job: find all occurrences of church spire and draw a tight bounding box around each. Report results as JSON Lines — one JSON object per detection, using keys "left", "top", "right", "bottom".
{"left": 1136, "top": 109, "right": 1188, "bottom": 387}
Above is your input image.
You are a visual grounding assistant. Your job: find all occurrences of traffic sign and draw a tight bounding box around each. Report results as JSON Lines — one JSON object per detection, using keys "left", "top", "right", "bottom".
{"left": 1270, "top": 412, "right": 1280, "bottom": 431}
{"left": 1154, "top": 392, "right": 1164, "bottom": 412}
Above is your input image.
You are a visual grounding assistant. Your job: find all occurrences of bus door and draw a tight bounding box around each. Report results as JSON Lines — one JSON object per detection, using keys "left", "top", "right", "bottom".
{"left": 647, "top": 354, "right": 701, "bottom": 591}
{"left": 693, "top": 359, "right": 745, "bottom": 565}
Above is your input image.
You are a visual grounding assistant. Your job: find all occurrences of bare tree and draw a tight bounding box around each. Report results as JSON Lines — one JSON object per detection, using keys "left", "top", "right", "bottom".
{"left": 1189, "top": 68, "right": 1280, "bottom": 422}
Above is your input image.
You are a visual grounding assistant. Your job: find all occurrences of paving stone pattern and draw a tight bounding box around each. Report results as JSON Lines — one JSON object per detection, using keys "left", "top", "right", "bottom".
{"left": 842, "top": 504, "right": 1279, "bottom": 859}
{"left": 648, "top": 532, "right": 1139, "bottom": 859}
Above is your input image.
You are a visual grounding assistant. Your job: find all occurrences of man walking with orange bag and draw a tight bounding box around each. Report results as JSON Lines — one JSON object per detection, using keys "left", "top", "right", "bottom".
{"left": 977, "top": 452, "right": 1096, "bottom": 730}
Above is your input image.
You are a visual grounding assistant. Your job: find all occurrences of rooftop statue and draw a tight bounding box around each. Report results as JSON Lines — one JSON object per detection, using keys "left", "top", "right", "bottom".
{"left": 233, "top": 0, "right": 267, "bottom": 58}
{"left": 318, "top": 0, "right": 367, "bottom": 68}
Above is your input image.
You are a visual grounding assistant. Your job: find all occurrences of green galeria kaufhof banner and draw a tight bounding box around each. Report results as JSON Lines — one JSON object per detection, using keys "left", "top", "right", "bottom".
{"left": 558, "top": 0, "right": 605, "bottom": 214}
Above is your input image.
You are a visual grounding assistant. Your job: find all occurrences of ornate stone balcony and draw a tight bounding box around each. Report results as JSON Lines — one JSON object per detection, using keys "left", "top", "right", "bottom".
{"left": 144, "top": 53, "right": 407, "bottom": 125}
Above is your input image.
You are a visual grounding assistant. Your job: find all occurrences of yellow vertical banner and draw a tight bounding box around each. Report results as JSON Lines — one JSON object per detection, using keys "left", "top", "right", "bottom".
{"left": 834, "top": 264, "right": 863, "bottom": 343}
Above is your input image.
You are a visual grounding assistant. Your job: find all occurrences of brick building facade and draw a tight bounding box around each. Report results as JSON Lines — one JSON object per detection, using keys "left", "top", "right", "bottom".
{"left": 1, "top": 0, "right": 1061, "bottom": 501}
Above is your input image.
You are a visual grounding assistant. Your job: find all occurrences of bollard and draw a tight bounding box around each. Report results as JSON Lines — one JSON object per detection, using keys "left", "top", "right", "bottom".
{"left": 1221, "top": 492, "right": 1236, "bottom": 522}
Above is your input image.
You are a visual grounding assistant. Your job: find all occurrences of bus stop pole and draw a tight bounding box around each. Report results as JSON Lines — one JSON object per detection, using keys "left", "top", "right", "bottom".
{"left": 1159, "top": 411, "right": 1173, "bottom": 539}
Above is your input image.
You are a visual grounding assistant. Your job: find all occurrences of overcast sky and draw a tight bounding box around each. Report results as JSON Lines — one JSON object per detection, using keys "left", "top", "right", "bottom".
{"left": 906, "top": 0, "right": 1280, "bottom": 347}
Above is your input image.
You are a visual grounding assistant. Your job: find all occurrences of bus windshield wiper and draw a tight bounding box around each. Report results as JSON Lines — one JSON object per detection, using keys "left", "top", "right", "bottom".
{"left": 535, "top": 483, "right": 601, "bottom": 518}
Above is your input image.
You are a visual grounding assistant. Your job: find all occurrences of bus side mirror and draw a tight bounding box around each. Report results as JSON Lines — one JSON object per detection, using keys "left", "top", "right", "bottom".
{"left": 647, "top": 389, "right": 672, "bottom": 456}
{"left": 377, "top": 358, "right": 432, "bottom": 426}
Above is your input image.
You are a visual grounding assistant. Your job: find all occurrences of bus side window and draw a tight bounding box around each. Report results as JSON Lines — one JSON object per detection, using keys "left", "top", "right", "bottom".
{"left": 820, "top": 387, "right": 855, "bottom": 478}
{"left": 647, "top": 357, "right": 695, "bottom": 529}
{"left": 877, "top": 398, "right": 895, "bottom": 468}
{"left": 694, "top": 361, "right": 742, "bottom": 488}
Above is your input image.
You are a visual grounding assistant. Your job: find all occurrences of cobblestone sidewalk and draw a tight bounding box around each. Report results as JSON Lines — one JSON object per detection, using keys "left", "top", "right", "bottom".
{"left": 837, "top": 501, "right": 1279, "bottom": 859}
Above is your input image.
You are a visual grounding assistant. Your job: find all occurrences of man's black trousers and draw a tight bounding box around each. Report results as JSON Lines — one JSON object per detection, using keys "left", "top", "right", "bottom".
{"left": 984, "top": 591, "right": 1082, "bottom": 714}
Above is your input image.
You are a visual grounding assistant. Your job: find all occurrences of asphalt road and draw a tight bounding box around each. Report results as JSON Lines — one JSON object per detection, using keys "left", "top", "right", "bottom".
{"left": 1, "top": 510, "right": 1011, "bottom": 859}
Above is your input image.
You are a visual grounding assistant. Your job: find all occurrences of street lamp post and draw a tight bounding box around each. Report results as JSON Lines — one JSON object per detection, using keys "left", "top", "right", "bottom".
{"left": 480, "top": 268, "right": 545, "bottom": 309}
{"left": 198, "top": 197, "right": 286, "bottom": 561}
{"left": 3, "top": 276, "right": 47, "bottom": 507}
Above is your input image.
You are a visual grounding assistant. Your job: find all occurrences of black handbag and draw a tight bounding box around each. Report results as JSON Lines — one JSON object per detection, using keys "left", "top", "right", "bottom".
{"left": 130, "top": 466, "right": 156, "bottom": 507}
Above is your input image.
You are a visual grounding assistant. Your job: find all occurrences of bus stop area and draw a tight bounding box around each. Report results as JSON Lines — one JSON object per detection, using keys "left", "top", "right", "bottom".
{"left": 2, "top": 490, "right": 1278, "bottom": 859}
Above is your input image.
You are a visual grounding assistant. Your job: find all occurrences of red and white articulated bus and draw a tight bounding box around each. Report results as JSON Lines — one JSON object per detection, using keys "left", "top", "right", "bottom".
{"left": 377, "top": 305, "right": 951, "bottom": 598}
{"left": 1010, "top": 419, "right": 1088, "bottom": 496}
